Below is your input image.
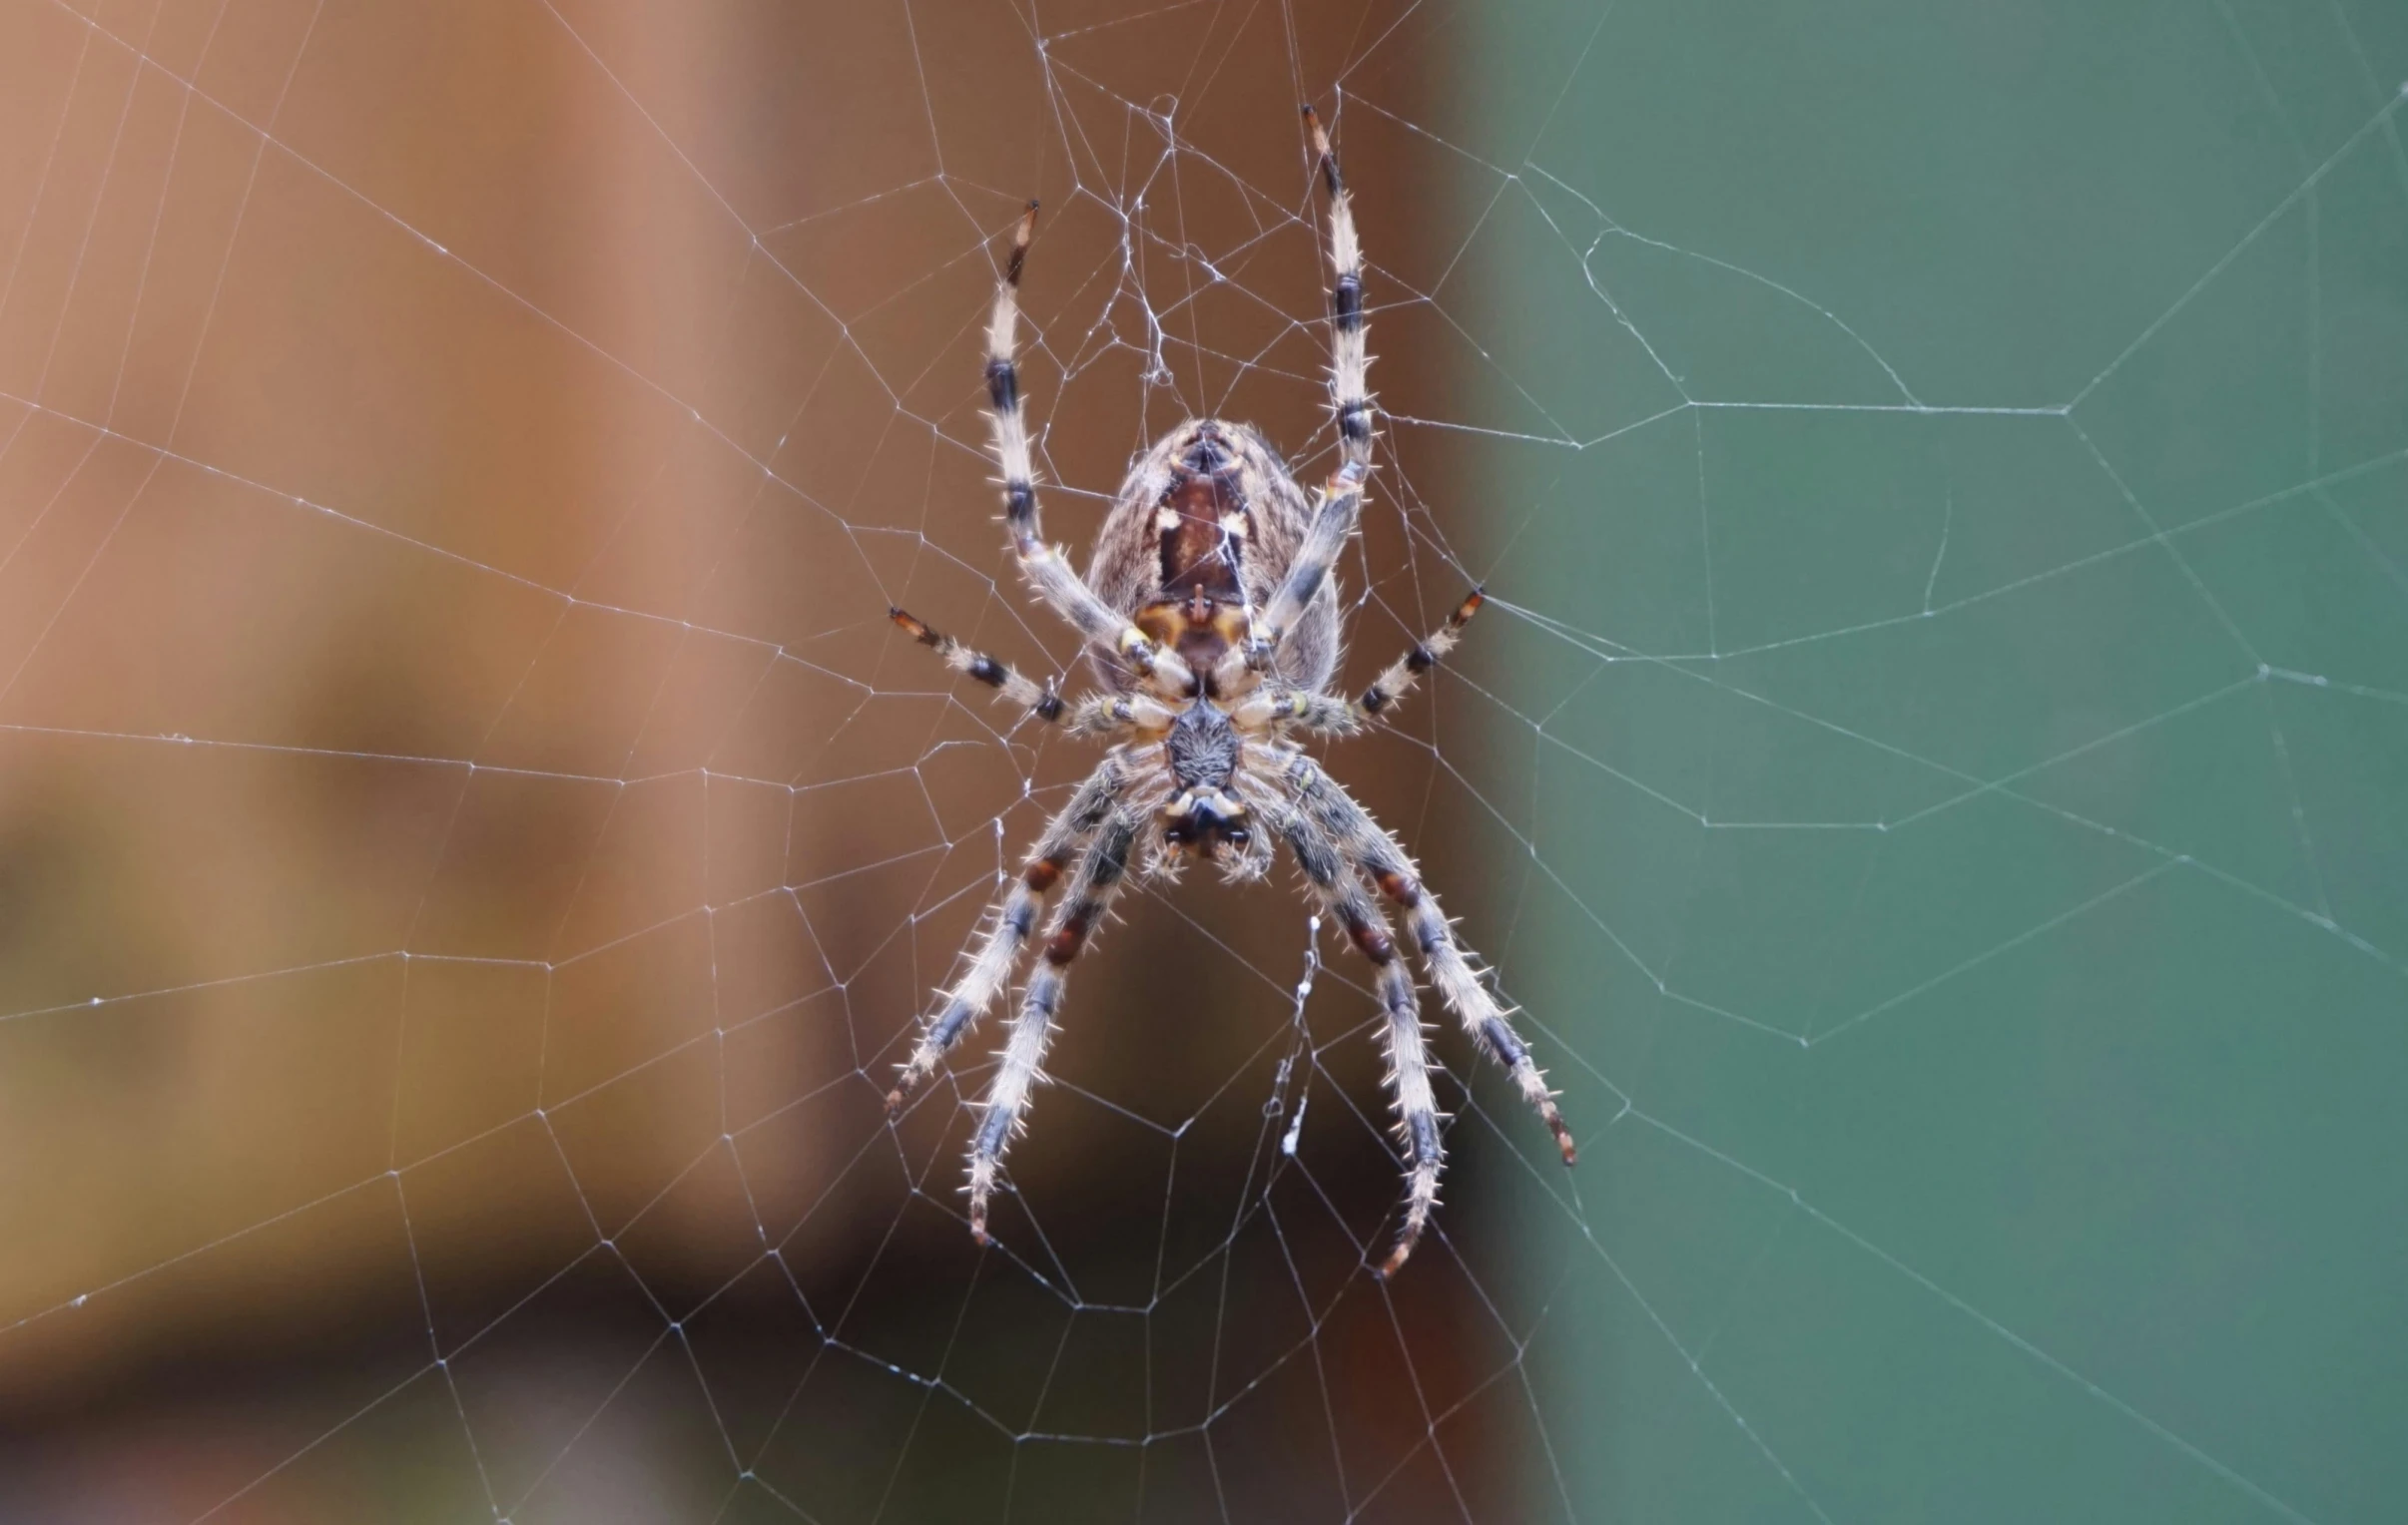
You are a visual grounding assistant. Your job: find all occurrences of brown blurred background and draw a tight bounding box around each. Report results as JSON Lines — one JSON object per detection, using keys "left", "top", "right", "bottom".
{"left": 0, "top": 0, "right": 1532, "bottom": 1519}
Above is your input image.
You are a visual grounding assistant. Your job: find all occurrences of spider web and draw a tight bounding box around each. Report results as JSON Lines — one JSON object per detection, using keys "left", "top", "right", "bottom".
{"left": 3, "top": 0, "right": 2406, "bottom": 1520}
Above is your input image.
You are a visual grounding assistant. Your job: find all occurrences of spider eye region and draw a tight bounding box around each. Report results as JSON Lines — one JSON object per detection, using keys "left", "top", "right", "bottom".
{"left": 1161, "top": 788, "right": 1250, "bottom": 854}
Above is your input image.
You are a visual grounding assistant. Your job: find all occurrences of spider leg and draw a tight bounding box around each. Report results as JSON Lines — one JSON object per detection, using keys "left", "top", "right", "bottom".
{"left": 888, "top": 758, "right": 1124, "bottom": 1115}
{"left": 965, "top": 804, "right": 1143, "bottom": 1243}
{"left": 891, "top": 607, "right": 1065, "bottom": 724}
{"left": 1214, "top": 108, "right": 1376, "bottom": 696}
{"left": 1286, "top": 757, "right": 1577, "bottom": 1167}
{"left": 1220, "top": 460, "right": 1368, "bottom": 693}
{"left": 980, "top": 204, "right": 1194, "bottom": 700}
{"left": 1232, "top": 688, "right": 1362, "bottom": 736}
{"left": 1269, "top": 795, "right": 1442, "bottom": 1278}
{"left": 1304, "top": 104, "right": 1374, "bottom": 474}
{"left": 1356, "top": 587, "right": 1483, "bottom": 720}
{"left": 1230, "top": 588, "right": 1485, "bottom": 741}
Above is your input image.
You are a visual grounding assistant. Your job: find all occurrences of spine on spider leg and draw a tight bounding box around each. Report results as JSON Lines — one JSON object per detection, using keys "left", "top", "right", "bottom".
{"left": 1271, "top": 796, "right": 1447, "bottom": 1277}
{"left": 1286, "top": 756, "right": 1577, "bottom": 1167}
{"left": 966, "top": 960, "right": 1063, "bottom": 1242}
{"left": 964, "top": 812, "right": 1137, "bottom": 1242}
{"left": 886, "top": 869, "right": 1049, "bottom": 1116}
{"left": 986, "top": 201, "right": 1043, "bottom": 559}
{"left": 1389, "top": 876, "right": 1576, "bottom": 1167}
{"left": 1304, "top": 105, "right": 1374, "bottom": 470}
{"left": 1373, "top": 954, "right": 1444, "bottom": 1280}
{"left": 887, "top": 764, "right": 1119, "bottom": 1116}
{"left": 1343, "top": 875, "right": 1445, "bottom": 1280}
{"left": 1232, "top": 688, "right": 1361, "bottom": 736}
{"left": 976, "top": 202, "right": 1191, "bottom": 695}
{"left": 1357, "top": 588, "right": 1484, "bottom": 719}
{"left": 1227, "top": 461, "right": 1368, "bottom": 690}
{"left": 890, "top": 607, "right": 1064, "bottom": 722}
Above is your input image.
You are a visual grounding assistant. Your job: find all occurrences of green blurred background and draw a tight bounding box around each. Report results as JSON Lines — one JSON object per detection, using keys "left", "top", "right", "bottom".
{"left": 0, "top": 0, "right": 2401, "bottom": 1520}
{"left": 1456, "top": 1, "right": 2408, "bottom": 1520}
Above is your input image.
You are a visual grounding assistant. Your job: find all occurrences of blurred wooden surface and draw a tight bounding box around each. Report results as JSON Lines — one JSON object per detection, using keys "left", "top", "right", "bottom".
{"left": 0, "top": 0, "right": 1532, "bottom": 1519}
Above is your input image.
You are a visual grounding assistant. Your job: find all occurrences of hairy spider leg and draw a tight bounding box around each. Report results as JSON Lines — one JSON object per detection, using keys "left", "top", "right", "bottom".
{"left": 1223, "top": 460, "right": 1368, "bottom": 692}
{"left": 1287, "top": 756, "right": 1577, "bottom": 1166}
{"left": 890, "top": 607, "right": 1065, "bottom": 724}
{"left": 1233, "top": 586, "right": 1488, "bottom": 738}
{"left": 966, "top": 806, "right": 1143, "bottom": 1241}
{"left": 1274, "top": 798, "right": 1443, "bottom": 1278}
{"left": 1356, "top": 587, "right": 1483, "bottom": 720}
{"left": 981, "top": 204, "right": 1194, "bottom": 698}
{"left": 1216, "top": 105, "right": 1375, "bottom": 696}
{"left": 888, "top": 759, "right": 1125, "bottom": 1115}
{"left": 1305, "top": 104, "right": 1374, "bottom": 474}
{"left": 1231, "top": 686, "right": 1360, "bottom": 736}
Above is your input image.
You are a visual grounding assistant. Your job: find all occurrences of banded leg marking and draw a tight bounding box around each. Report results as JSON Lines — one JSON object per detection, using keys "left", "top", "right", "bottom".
{"left": 888, "top": 761, "right": 1122, "bottom": 1115}
{"left": 1290, "top": 759, "right": 1577, "bottom": 1167}
{"left": 1277, "top": 802, "right": 1444, "bottom": 1278}
{"left": 1305, "top": 105, "right": 1374, "bottom": 472}
{"left": 891, "top": 607, "right": 1064, "bottom": 723}
{"left": 965, "top": 809, "right": 1140, "bottom": 1242}
{"left": 981, "top": 203, "right": 1193, "bottom": 697}
{"left": 1223, "top": 460, "right": 1368, "bottom": 691}
{"left": 1356, "top": 588, "right": 1483, "bottom": 720}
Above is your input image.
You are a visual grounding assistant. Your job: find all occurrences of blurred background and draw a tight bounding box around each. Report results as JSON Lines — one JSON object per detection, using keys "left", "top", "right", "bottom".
{"left": 1, "top": 0, "right": 2404, "bottom": 1521}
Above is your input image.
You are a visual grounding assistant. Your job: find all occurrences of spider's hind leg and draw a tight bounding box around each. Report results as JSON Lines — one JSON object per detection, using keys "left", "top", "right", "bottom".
{"left": 888, "top": 760, "right": 1123, "bottom": 1115}
{"left": 1267, "top": 794, "right": 1444, "bottom": 1278}
{"left": 965, "top": 805, "right": 1143, "bottom": 1242}
{"left": 1290, "top": 758, "right": 1577, "bottom": 1167}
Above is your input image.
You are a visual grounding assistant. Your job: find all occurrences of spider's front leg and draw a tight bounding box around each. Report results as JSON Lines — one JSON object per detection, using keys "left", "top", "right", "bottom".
{"left": 1304, "top": 103, "right": 1374, "bottom": 475}
{"left": 1267, "top": 794, "right": 1443, "bottom": 1277}
{"left": 1217, "top": 460, "right": 1368, "bottom": 693}
{"left": 965, "top": 804, "right": 1143, "bottom": 1242}
{"left": 888, "top": 758, "right": 1124, "bottom": 1115}
{"left": 978, "top": 203, "right": 1193, "bottom": 702}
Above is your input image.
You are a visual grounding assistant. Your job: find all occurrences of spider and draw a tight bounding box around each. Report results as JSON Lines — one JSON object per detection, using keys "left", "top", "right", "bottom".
{"left": 886, "top": 107, "right": 1576, "bottom": 1278}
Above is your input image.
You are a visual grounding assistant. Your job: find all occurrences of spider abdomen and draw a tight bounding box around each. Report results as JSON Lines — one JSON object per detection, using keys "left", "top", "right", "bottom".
{"left": 1088, "top": 419, "right": 1340, "bottom": 694}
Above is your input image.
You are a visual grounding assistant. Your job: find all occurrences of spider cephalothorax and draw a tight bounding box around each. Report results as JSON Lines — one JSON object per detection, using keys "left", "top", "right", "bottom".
{"left": 886, "top": 107, "right": 1575, "bottom": 1278}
